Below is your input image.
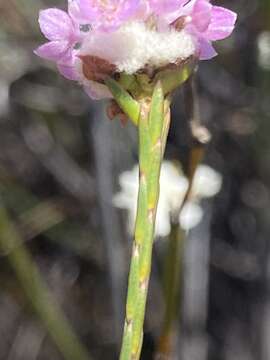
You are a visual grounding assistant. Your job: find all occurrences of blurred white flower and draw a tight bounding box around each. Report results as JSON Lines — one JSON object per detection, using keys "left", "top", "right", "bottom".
{"left": 113, "top": 161, "right": 222, "bottom": 237}
{"left": 257, "top": 31, "right": 270, "bottom": 71}
{"left": 179, "top": 202, "right": 203, "bottom": 231}
{"left": 190, "top": 164, "right": 223, "bottom": 199}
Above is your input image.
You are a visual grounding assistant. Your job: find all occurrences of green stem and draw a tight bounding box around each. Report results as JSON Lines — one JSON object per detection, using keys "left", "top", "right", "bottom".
{"left": 119, "top": 82, "right": 171, "bottom": 360}
{"left": 0, "top": 201, "right": 91, "bottom": 360}
{"left": 104, "top": 67, "right": 192, "bottom": 360}
{"left": 105, "top": 78, "right": 140, "bottom": 126}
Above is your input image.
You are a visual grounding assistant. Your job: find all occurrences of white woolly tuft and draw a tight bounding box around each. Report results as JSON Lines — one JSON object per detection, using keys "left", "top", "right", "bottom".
{"left": 80, "top": 22, "right": 196, "bottom": 74}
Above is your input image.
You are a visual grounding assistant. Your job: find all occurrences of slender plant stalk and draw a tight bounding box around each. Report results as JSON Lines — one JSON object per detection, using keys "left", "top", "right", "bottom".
{"left": 0, "top": 201, "right": 91, "bottom": 360}
{"left": 119, "top": 82, "right": 171, "bottom": 360}
{"left": 105, "top": 66, "right": 193, "bottom": 360}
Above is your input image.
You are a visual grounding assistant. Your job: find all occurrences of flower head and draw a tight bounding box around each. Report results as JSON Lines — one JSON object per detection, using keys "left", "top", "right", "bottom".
{"left": 34, "top": 0, "right": 237, "bottom": 99}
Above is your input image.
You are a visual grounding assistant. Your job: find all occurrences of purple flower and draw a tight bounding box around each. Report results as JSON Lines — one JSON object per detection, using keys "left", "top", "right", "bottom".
{"left": 77, "top": 0, "right": 142, "bottom": 31}
{"left": 149, "top": 0, "right": 188, "bottom": 15}
{"left": 34, "top": 6, "right": 81, "bottom": 80}
{"left": 34, "top": 0, "right": 237, "bottom": 100}
{"left": 168, "top": 0, "right": 237, "bottom": 59}
{"left": 68, "top": 0, "right": 84, "bottom": 23}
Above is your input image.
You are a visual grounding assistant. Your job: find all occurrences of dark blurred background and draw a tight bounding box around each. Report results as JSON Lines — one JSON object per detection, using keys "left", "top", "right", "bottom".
{"left": 0, "top": 0, "right": 269, "bottom": 359}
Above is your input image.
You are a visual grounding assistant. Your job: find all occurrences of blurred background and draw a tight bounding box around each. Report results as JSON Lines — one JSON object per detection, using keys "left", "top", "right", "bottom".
{"left": 0, "top": 0, "right": 269, "bottom": 359}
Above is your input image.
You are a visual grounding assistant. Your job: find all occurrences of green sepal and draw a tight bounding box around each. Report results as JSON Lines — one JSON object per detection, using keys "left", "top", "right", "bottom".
{"left": 153, "top": 64, "right": 194, "bottom": 95}
{"left": 118, "top": 73, "right": 140, "bottom": 93}
{"left": 135, "top": 74, "right": 153, "bottom": 96}
{"left": 105, "top": 77, "right": 140, "bottom": 126}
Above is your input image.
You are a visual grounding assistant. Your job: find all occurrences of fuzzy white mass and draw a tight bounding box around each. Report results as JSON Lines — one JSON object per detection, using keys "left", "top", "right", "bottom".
{"left": 80, "top": 21, "right": 196, "bottom": 74}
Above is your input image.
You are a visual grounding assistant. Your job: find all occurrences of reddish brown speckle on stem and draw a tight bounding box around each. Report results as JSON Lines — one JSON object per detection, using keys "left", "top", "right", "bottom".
{"left": 126, "top": 318, "right": 133, "bottom": 333}
{"left": 139, "top": 278, "right": 149, "bottom": 292}
{"left": 148, "top": 208, "right": 155, "bottom": 224}
{"left": 133, "top": 243, "right": 140, "bottom": 258}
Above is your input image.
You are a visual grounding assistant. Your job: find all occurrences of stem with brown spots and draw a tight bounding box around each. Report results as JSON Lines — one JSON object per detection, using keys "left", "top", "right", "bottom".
{"left": 119, "top": 82, "right": 171, "bottom": 360}
{"left": 104, "top": 65, "right": 193, "bottom": 360}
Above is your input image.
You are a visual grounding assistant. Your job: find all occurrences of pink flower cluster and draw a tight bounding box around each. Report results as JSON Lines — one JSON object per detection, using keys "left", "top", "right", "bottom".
{"left": 34, "top": 0, "right": 237, "bottom": 98}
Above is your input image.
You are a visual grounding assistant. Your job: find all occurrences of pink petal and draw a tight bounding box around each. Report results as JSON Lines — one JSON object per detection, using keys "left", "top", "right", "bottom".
{"left": 204, "top": 6, "right": 237, "bottom": 41}
{"left": 57, "top": 47, "right": 74, "bottom": 65}
{"left": 34, "top": 41, "right": 69, "bottom": 61}
{"left": 133, "top": 0, "right": 151, "bottom": 21}
{"left": 78, "top": 0, "right": 142, "bottom": 31}
{"left": 192, "top": 0, "right": 212, "bottom": 32}
{"left": 38, "top": 8, "right": 73, "bottom": 41}
{"left": 157, "top": 0, "right": 190, "bottom": 25}
{"left": 78, "top": 0, "right": 100, "bottom": 21}
{"left": 57, "top": 48, "right": 79, "bottom": 80}
{"left": 83, "top": 81, "right": 112, "bottom": 100}
{"left": 68, "top": 0, "right": 80, "bottom": 19}
{"left": 57, "top": 63, "right": 79, "bottom": 81}
{"left": 198, "top": 37, "right": 217, "bottom": 60}
{"left": 68, "top": 0, "right": 87, "bottom": 25}
{"left": 181, "top": 0, "right": 197, "bottom": 15}
{"left": 149, "top": 0, "right": 188, "bottom": 15}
